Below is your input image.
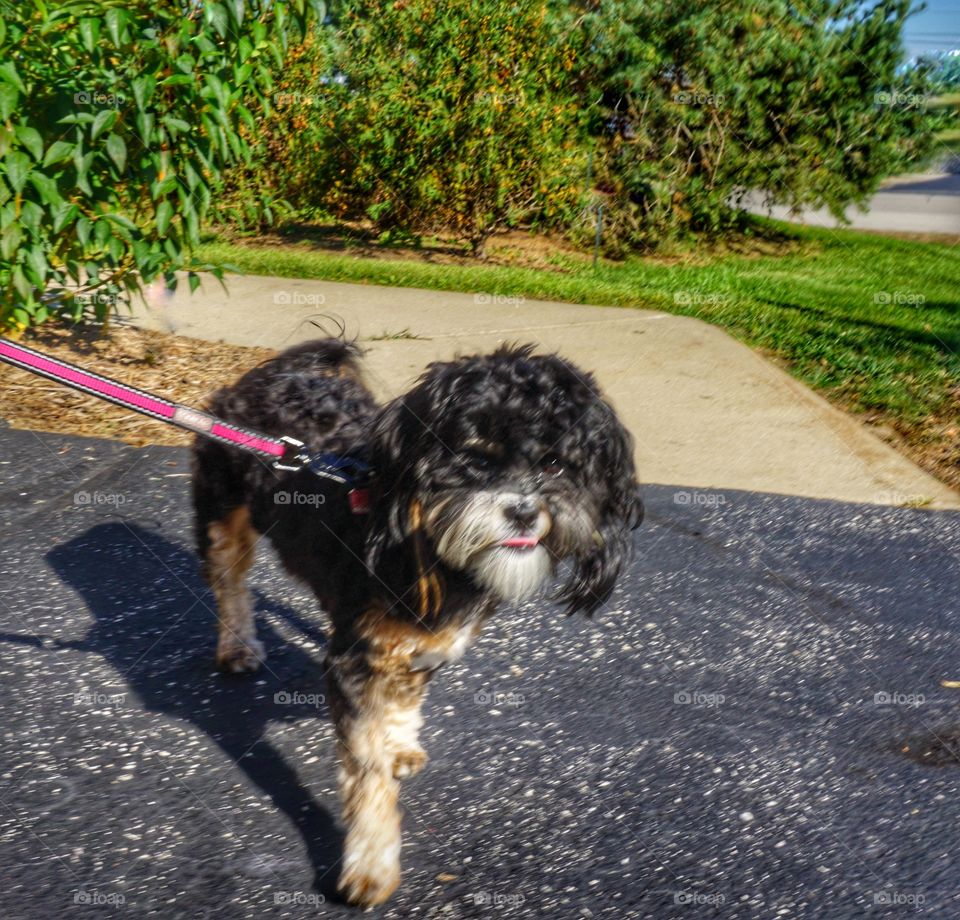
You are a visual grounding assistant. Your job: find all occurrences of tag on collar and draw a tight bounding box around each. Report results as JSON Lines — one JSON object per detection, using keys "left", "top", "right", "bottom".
{"left": 348, "top": 488, "right": 371, "bottom": 514}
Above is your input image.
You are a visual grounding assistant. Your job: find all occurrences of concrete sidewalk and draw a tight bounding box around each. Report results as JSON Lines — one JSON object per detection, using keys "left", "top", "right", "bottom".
{"left": 131, "top": 274, "right": 959, "bottom": 509}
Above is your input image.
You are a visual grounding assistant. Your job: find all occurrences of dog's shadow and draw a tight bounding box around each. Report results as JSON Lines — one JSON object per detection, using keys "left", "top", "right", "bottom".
{"left": 40, "top": 521, "right": 343, "bottom": 897}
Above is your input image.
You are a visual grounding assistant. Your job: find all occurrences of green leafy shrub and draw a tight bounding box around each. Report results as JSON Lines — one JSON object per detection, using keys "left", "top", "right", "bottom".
{"left": 256, "top": 0, "right": 937, "bottom": 253}
{"left": 264, "top": 0, "right": 584, "bottom": 252}
{"left": 565, "top": 0, "right": 939, "bottom": 249}
{"left": 0, "top": 0, "right": 320, "bottom": 331}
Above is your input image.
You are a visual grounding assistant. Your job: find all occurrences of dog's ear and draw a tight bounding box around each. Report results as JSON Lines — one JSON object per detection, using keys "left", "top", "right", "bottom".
{"left": 364, "top": 395, "right": 446, "bottom": 618}
{"left": 555, "top": 408, "right": 643, "bottom": 617}
{"left": 364, "top": 396, "right": 419, "bottom": 566}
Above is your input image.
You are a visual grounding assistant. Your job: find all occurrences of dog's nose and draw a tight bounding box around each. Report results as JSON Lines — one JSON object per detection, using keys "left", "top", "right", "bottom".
{"left": 504, "top": 496, "right": 541, "bottom": 529}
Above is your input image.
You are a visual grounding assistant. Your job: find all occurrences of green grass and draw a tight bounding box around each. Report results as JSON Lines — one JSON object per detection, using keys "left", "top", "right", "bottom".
{"left": 199, "top": 222, "right": 960, "bottom": 484}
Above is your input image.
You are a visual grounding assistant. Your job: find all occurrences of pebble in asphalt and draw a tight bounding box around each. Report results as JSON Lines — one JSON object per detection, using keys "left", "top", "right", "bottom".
{"left": 0, "top": 430, "right": 958, "bottom": 919}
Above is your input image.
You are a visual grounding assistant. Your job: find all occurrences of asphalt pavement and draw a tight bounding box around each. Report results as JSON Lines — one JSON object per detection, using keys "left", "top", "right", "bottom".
{"left": 1, "top": 428, "right": 959, "bottom": 919}
{"left": 742, "top": 173, "right": 960, "bottom": 235}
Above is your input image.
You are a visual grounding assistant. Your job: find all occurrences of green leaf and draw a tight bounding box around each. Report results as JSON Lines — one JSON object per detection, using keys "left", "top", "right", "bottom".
{"left": 20, "top": 199, "right": 42, "bottom": 234}
{"left": 52, "top": 201, "right": 78, "bottom": 234}
{"left": 155, "top": 200, "right": 174, "bottom": 236}
{"left": 0, "top": 85, "right": 18, "bottom": 122}
{"left": 0, "top": 61, "right": 26, "bottom": 94}
{"left": 12, "top": 264, "right": 29, "bottom": 300}
{"left": 76, "top": 216, "right": 92, "bottom": 247}
{"left": 24, "top": 245, "right": 47, "bottom": 285}
{"left": 162, "top": 116, "right": 192, "bottom": 136}
{"left": 14, "top": 126, "right": 43, "bottom": 161}
{"left": 152, "top": 175, "right": 178, "bottom": 197}
{"left": 0, "top": 223, "right": 22, "bottom": 260}
{"left": 185, "top": 205, "right": 199, "bottom": 243}
{"left": 105, "top": 134, "right": 126, "bottom": 172}
{"left": 4, "top": 152, "right": 30, "bottom": 193}
{"left": 105, "top": 213, "right": 137, "bottom": 238}
{"left": 188, "top": 271, "right": 200, "bottom": 294}
{"left": 105, "top": 8, "right": 128, "bottom": 47}
{"left": 204, "top": 3, "right": 229, "bottom": 38}
{"left": 91, "top": 109, "right": 118, "bottom": 141}
{"left": 159, "top": 74, "right": 195, "bottom": 87}
{"left": 134, "top": 111, "right": 154, "bottom": 143}
{"left": 74, "top": 151, "right": 94, "bottom": 196}
{"left": 79, "top": 18, "right": 100, "bottom": 53}
{"left": 43, "top": 140, "right": 75, "bottom": 167}
{"left": 94, "top": 218, "right": 110, "bottom": 247}
{"left": 30, "top": 171, "right": 60, "bottom": 207}
{"left": 131, "top": 74, "right": 156, "bottom": 111}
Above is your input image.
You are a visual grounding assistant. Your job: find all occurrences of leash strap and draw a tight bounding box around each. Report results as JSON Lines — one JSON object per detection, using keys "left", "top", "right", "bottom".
{"left": 0, "top": 337, "right": 307, "bottom": 468}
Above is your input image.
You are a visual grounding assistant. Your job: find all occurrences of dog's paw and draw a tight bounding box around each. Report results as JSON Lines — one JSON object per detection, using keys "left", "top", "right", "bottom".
{"left": 391, "top": 747, "right": 427, "bottom": 779}
{"left": 337, "top": 861, "right": 400, "bottom": 907}
{"left": 216, "top": 638, "right": 265, "bottom": 674}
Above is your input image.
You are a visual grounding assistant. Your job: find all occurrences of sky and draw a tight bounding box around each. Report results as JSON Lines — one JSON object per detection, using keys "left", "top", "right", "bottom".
{"left": 903, "top": 0, "right": 960, "bottom": 57}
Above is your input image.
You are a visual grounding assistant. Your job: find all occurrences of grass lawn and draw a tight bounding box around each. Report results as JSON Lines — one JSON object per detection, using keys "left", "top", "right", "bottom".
{"left": 198, "top": 222, "right": 960, "bottom": 490}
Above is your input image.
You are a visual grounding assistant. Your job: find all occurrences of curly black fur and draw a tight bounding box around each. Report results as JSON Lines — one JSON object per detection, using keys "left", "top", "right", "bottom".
{"left": 191, "top": 337, "right": 642, "bottom": 905}
{"left": 194, "top": 338, "right": 642, "bottom": 622}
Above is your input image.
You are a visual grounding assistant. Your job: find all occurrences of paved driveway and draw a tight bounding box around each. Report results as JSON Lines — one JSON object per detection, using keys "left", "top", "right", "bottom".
{"left": 742, "top": 173, "right": 960, "bottom": 235}
{"left": 1, "top": 429, "right": 958, "bottom": 918}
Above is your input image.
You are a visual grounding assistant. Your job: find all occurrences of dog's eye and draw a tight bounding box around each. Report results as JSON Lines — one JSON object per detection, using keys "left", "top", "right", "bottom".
{"left": 540, "top": 458, "right": 564, "bottom": 478}
{"left": 460, "top": 448, "right": 495, "bottom": 471}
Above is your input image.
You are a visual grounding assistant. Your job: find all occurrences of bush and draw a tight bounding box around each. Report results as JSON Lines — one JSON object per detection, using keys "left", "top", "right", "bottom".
{"left": 566, "top": 0, "right": 939, "bottom": 248}
{"left": 263, "top": 0, "right": 584, "bottom": 252}
{"left": 0, "top": 0, "right": 319, "bottom": 331}
{"left": 256, "top": 0, "right": 938, "bottom": 252}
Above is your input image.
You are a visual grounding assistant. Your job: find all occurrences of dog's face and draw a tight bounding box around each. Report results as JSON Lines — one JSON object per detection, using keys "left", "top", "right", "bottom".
{"left": 367, "top": 346, "right": 643, "bottom": 615}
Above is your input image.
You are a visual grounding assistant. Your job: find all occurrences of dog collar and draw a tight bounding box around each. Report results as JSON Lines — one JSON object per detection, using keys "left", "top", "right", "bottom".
{"left": 307, "top": 453, "right": 374, "bottom": 515}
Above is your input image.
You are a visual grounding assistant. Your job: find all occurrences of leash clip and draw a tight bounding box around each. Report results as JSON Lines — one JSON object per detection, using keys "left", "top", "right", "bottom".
{"left": 273, "top": 436, "right": 310, "bottom": 471}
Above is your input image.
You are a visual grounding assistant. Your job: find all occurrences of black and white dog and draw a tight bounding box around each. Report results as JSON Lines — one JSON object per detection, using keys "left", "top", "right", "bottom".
{"left": 191, "top": 338, "right": 642, "bottom": 906}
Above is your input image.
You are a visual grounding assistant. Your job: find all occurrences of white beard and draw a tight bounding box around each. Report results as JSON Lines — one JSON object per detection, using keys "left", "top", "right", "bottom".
{"left": 470, "top": 544, "right": 553, "bottom": 603}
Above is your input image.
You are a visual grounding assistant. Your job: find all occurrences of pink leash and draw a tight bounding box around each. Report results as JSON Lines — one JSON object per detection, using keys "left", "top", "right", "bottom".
{"left": 0, "top": 337, "right": 308, "bottom": 469}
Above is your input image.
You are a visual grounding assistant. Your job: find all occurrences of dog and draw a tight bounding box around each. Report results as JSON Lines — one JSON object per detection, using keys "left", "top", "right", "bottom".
{"left": 191, "top": 338, "right": 643, "bottom": 906}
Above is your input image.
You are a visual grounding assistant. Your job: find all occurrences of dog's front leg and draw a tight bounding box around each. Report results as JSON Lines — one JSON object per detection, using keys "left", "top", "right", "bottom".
{"left": 327, "top": 649, "right": 418, "bottom": 907}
